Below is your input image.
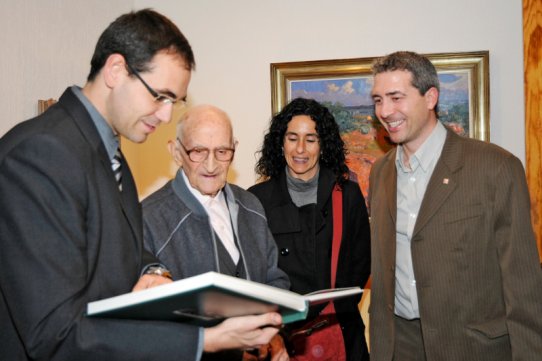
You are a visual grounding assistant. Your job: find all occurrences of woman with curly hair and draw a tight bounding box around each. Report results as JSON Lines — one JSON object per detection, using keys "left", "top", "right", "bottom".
{"left": 248, "top": 97, "right": 370, "bottom": 361}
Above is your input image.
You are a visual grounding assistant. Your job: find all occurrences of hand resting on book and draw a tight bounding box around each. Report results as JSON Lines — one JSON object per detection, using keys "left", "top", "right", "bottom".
{"left": 203, "top": 312, "right": 283, "bottom": 353}
{"left": 132, "top": 273, "right": 173, "bottom": 291}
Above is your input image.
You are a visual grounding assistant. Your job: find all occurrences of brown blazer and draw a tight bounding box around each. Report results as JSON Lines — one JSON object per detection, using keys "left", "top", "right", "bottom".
{"left": 368, "top": 128, "right": 542, "bottom": 361}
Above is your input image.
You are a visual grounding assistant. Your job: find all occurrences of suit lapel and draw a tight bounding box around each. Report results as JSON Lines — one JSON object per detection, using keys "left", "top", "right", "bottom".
{"left": 371, "top": 148, "right": 398, "bottom": 224}
{"left": 413, "top": 129, "right": 464, "bottom": 237}
{"left": 383, "top": 153, "right": 398, "bottom": 226}
{"left": 118, "top": 151, "right": 142, "bottom": 252}
{"left": 95, "top": 141, "right": 142, "bottom": 261}
{"left": 380, "top": 151, "right": 398, "bottom": 268}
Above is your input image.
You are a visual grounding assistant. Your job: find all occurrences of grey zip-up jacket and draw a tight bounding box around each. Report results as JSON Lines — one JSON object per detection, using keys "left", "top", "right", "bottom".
{"left": 142, "top": 169, "right": 290, "bottom": 289}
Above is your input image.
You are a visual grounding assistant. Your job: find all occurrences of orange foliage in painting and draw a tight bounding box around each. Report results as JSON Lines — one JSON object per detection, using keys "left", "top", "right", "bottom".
{"left": 342, "top": 126, "right": 394, "bottom": 201}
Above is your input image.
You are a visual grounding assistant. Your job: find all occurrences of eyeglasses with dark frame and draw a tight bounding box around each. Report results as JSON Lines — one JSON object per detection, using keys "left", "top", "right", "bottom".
{"left": 125, "top": 63, "right": 186, "bottom": 107}
{"left": 177, "top": 138, "right": 235, "bottom": 162}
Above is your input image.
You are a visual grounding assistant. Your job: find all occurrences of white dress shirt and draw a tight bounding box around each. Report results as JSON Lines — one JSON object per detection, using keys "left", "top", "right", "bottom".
{"left": 181, "top": 171, "right": 240, "bottom": 263}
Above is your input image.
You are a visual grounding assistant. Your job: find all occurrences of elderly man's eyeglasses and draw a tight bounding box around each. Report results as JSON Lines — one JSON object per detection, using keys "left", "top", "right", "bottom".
{"left": 177, "top": 138, "right": 235, "bottom": 162}
{"left": 126, "top": 63, "right": 186, "bottom": 107}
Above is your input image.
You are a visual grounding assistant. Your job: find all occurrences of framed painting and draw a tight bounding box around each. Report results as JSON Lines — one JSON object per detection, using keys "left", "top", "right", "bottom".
{"left": 270, "top": 51, "right": 489, "bottom": 198}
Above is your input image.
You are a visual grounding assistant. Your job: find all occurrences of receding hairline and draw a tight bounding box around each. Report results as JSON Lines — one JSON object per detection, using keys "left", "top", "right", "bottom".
{"left": 176, "top": 105, "right": 234, "bottom": 142}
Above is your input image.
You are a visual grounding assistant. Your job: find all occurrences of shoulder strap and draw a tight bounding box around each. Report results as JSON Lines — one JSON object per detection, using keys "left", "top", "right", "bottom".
{"left": 331, "top": 184, "right": 343, "bottom": 288}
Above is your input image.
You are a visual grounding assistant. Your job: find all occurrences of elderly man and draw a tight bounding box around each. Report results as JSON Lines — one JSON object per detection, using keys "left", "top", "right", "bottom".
{"left": 142, "top": 104, "right": 290, "bottom": 361}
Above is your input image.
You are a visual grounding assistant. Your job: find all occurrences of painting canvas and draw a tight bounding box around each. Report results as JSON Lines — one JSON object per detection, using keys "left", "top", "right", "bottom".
{"left": 271, "top": 52, "right": 489, "bottom": 199}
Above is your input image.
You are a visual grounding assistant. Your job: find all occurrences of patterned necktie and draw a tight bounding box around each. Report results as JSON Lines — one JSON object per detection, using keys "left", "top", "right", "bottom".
{"left": 111, "top": 148, "right": 122, "bottom": 191}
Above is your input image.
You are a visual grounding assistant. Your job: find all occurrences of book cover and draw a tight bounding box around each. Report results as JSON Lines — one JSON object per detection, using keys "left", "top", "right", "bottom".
{"left": 87, "top": 271, "right": 362, "bottom": 326}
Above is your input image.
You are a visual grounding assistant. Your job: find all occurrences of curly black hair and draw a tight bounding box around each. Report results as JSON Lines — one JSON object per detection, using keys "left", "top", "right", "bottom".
{"left": 255, "top": 97, "right": 349, "bottom": 187}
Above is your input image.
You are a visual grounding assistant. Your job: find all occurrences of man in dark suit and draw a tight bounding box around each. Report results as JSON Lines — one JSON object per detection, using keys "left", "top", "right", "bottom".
{"left": 0, "top": 9, "right": 282, "bottom": 361}
{"left": 368, "top": 51, "right": 542, "bottom": 361}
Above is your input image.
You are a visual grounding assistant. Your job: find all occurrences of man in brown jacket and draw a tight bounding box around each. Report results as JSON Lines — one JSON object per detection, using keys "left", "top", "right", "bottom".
{"left": 368, "top": 51, "right": 542, "bottom": 361}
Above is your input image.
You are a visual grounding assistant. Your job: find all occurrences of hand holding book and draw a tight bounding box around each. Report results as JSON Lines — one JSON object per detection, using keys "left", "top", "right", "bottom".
{"left": 203, "top": 312, "right": 283, "bottom": 352}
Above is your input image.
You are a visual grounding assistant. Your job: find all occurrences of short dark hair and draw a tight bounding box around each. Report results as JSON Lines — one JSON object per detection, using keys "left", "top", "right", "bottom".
{"left": 372, "top": 51, "right": 439, "bottom": 113}
{"left": 87, "top": 8, "right": 195, "bottom": 81}
{"left": 255, "top": 97, "right": 349, "bottom": 186}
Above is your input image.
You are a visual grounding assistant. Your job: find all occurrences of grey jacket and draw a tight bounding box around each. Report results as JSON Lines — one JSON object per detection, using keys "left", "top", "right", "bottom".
{"left": 142, "top": 169, "right": 290, "bottom": 289}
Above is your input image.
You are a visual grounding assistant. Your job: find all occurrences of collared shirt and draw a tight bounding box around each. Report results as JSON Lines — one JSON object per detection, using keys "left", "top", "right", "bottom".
{"left": 394, "top": 121, "right": 447, "bottom": 319}
{"left": 181, "top": 170, "right": 239, "bottom": 263}
{"left": 71, "top": 86, "right": 119, "bottom": 159}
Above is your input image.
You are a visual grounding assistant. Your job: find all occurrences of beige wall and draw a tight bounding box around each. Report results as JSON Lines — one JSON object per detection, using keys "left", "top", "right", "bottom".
{"left": 0, "top": 1, "right": 132, "bottom": 134}
{"left": 1, "top": 0, "right": 525, "bottom": 197}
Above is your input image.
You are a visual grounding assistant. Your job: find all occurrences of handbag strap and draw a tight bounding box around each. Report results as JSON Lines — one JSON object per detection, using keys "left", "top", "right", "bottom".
{"left": 331, "top": 184, "right": 343, "bottom": 288}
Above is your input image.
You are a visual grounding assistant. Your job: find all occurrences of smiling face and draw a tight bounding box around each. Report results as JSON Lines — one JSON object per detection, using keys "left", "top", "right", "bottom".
{"left": 283, "top": 115, "right": 321, "bottom": 181}
{"left": 371, "top": 69, "right": 438, "bottom": 157}
{"left": 172, "top": 106, "right": 235, "bottom": 197}
{"left": 108, "top": 51, "right": 191, "bottom": 143}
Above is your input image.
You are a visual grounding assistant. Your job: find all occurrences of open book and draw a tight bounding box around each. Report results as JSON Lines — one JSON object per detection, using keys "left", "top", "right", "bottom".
{"left": 87, "top": 271, "right": 362, "bottom": 326}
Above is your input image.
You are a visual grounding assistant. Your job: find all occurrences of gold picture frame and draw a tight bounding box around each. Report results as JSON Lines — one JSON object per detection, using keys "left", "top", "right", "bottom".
{"left": 38, "top": 98, "right": 57, "bottom": 115}
{"left": 270, "top": 51, "right": 490, "bottom": 198}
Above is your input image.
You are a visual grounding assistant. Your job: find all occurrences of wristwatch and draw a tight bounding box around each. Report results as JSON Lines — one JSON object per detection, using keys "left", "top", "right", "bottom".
{"left": 145, "top": 266, "right": 173, "bottom": 280}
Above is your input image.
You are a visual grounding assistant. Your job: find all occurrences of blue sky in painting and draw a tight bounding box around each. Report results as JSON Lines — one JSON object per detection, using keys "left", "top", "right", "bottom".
{"left": 438, "top": 71, "right": 469, "bottom": 104}
{"left": 439, "top": 73, "right": 462, "bottom": 83}
{"left": 290, "top": 76, "right": 373, "bottom": 106}
{"left": 289, "top": 71, "right": 469, "bottom": 107}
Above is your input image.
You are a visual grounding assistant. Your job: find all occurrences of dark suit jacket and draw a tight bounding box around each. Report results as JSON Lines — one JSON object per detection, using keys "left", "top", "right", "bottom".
{"left": 249, "top": 167, "right": 371, "bottom": 361}
{"left": 0, "top": 88, "right": 200, "bottom": 360}
{"left": 369, "top": 128, "right": 542, "bottom": 361}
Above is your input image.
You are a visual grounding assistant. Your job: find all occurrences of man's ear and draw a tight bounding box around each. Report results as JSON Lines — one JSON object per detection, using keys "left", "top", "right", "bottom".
{"left": 425, "top": 87, "right": 439, "bottom": 111}
{"left": 103, "top": 54, "right": 127, "bottom": 89}
{"left": 168, "top": 140, "right": 183, "bottom": 166}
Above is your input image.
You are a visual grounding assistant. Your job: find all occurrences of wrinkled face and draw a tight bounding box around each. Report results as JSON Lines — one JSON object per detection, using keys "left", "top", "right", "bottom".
{"left": 371, "top": 70, "right": 438, "bottom": 155}
{"left": 283, "top": 115, "right": 321, "bottom": 181}
{"left": 108, "top": 51, "right": 191, "bottom": 143}
{"left": 176, "top": 109, "right": 234, "bottom": 197}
